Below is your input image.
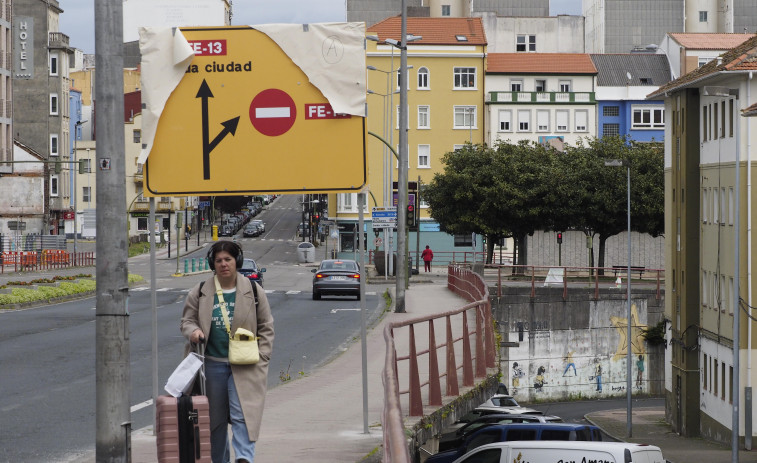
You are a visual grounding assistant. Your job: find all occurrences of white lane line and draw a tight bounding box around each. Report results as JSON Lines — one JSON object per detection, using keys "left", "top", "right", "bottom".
{"left": 156, "top": 288, "right": 170, "bottom": 292}
{"left": 330, "top": 308, "right": 361, "bottom": 314}
{"left": 285, "top": 290, "right": 301, "bottom": 295}
{"left": 131, "top": 399, "right": 152, "bottom": 413}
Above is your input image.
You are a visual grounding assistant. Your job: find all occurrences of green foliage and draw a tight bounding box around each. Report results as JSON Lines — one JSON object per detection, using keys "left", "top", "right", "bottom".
{"left": 128, "top": 274, "right": 144, "bottom": 283}
{"left": 423, "top": 137, "right": 663, "bottom": 266}
{"left": 0, "top": 279, "right": 96, "bottom": 306}
{"left": 642, "top": 320, "right": 667, "bottom": 346}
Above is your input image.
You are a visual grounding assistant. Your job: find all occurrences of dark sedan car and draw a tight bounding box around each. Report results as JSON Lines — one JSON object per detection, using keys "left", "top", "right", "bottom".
{"left": 239, "top": 258, "right": 266, "bottom": 287}
{"left": 311, "top": 259, "right": 360, "bottom": 300}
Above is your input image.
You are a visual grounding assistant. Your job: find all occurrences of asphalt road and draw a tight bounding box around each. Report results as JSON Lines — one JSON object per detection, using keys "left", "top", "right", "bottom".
{"left": 0, "top": 194, "right": 386, "bottom": 462}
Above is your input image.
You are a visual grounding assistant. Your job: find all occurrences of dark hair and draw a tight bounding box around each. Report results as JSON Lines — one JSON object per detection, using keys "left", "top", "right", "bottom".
{"left": 207, "top": 241, "right": 244, "bottom": 271}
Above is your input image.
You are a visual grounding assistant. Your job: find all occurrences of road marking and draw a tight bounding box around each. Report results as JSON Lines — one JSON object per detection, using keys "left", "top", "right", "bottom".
{"left": 157, "top": 288, "right": 171, "bottom": 292}
{"left": 131, "top": 399, "right": 152, "bottom": 413}
{"left": 330, "top": 308, "right": 361, "bottom": 314}
{"left": 285, "top": 290, "right": 301, "bottom": 295}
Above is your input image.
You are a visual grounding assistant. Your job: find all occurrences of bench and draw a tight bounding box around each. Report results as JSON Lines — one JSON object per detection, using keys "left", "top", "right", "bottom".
{"left": 612, "top": 265, "right": 645, "bottom": 278}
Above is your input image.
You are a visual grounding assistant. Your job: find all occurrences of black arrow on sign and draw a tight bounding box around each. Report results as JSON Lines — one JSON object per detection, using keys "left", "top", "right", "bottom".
{"left": 197, "top": 79, "right": 240, "bottom": 180}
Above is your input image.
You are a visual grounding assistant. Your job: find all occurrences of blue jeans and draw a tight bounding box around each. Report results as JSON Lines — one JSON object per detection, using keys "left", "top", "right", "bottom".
{"left": 205, "top": 359, "right": 256, "bottom": 463}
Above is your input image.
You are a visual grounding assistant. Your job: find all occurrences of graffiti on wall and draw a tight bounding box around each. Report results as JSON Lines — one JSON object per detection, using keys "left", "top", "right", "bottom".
{"left": 610, "top": 303, "right": 647, "bottom": 361}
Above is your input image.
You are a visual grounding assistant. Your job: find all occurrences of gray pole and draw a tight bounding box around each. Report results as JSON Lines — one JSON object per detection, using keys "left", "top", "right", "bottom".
{"left": 626, "top": 165, "right": 632, "bottom": 438}
{"left": 395, "top": 0, "right": 408, "bottom": 312}
{"left": 95, "top": 0, "right": 130, "bottom": 460}
{"left": 358, "top": 193, "right": 369, "bottom": 433}
{"left": 150, "top": 198, "right": 158, "bottom": 434}
{"left": 733, "top": 94, "right": 741, "bottom": 463}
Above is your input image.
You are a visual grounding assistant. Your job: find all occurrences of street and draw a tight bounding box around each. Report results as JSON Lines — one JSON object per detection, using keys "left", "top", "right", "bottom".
{"left": 0, "top": 195, "right": 384, "bottom": 462}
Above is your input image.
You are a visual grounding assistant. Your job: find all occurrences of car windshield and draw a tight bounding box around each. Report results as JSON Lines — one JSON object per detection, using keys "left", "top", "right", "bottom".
{"left": 320, "top": 261, "right": 358, "bottom": 271}
{"left": 241, "top": 259, "right": 257, "bottom": 271}
{"left": 490, "top": 397, "right": 518, "bottom": 407}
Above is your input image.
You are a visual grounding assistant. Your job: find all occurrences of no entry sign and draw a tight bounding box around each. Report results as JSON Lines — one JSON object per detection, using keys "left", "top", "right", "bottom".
{"left": 249, "top": 88, "right": 296, "bottom": 136}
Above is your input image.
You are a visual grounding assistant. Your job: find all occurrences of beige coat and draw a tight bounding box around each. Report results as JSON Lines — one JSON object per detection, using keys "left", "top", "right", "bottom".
{"left": 180, "top": 273, "right": 275, "bottom": 441}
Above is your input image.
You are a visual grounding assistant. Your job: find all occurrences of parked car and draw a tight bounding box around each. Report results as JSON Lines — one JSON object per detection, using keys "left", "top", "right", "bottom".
{"left": 311, "top": 259, "right": 360, "bottom": 300}
{"left": 218, "top": 224, "right": 235, "bottom": 237}
{"left": 438, "top": 413, "right": 564, "bottom": 452}
{"left": 238, "top": 258, "right": 266, "bottom": 287}
{"left": 449, "top": 441, "right": 665, "bottom": 463}
{"left": 474, "top": 394, "right": 542, "bottom": 415}
{"left": 427, "top": 423, "right": 602, "bottom": 463}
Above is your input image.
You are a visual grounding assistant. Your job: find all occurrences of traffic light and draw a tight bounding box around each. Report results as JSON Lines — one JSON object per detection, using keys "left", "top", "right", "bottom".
{"left": 557, "top": 232, "right": 563, "bottom": 244}
{"left": 406, "top": 204, "right": 416, "bottom": 228}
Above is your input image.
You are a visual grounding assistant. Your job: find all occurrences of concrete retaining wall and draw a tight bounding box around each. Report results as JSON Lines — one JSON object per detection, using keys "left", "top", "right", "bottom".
{"left": 492, "top": 285, "right": 666, "bottom": 403}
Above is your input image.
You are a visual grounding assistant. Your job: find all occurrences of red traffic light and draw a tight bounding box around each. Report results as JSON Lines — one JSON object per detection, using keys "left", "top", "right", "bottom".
{"left": 557, "top": 232, "right": 563, "bottom": 244}
{"left": 407, "top": 205, "right": 414, "bottom": 212}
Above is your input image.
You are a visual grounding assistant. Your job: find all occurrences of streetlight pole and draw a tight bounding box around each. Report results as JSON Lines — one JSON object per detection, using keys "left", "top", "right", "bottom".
{"left": 73, "top": 120, "right": 86, "bottom": 265}
{"left": 605, "top": 158, "right": 632, "bottom": 437}
{"left": 396, "top": 0, "right": 409, "bottom": 312}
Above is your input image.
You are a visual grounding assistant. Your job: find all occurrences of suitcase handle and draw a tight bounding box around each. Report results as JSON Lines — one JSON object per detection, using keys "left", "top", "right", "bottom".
{"left": 191, "top": 340, "right": 206, "bottom": 396}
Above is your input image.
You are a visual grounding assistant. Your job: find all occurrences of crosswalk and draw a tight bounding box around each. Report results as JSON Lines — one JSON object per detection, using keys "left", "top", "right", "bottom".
{"left": 130, "top": 286, "right": 377, "bottom": 296}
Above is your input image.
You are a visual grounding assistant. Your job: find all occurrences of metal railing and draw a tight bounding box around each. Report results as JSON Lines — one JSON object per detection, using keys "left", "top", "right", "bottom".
{"left": 382, "top": 265, "right": 495, "bottom": 462}
{"left": 1, "top": 250, "right": 95, "bottom": 273}
{"left": 479, "top": 264, "right": 664, "bottom": 300}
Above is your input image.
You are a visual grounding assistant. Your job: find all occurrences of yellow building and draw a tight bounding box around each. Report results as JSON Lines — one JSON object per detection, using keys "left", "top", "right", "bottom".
{"left": 328, "top": 17, "right": 487, "bottom": 260}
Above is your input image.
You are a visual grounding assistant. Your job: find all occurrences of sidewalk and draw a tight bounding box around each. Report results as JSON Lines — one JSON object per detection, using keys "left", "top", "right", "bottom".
{"left": 586, "top": 407, "right": 757, "bottom": 463}
{"left": 126, "top": 273, "right": 468, "bottom": 462}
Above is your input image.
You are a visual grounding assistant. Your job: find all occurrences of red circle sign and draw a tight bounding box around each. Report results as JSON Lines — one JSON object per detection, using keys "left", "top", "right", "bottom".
{"left": 249, "top": 88, "right": 297, "bottom": 136}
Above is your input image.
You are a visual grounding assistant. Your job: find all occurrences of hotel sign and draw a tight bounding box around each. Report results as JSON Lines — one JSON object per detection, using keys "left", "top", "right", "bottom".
{"left": 13, "top": 17, "right": 34, "bottom": 79}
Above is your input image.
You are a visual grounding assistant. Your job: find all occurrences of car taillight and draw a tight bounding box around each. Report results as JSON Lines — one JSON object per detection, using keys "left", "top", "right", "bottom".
{"left": 351, "top": 274, "right": 360, "bottom": 279}
{"left": 315, "top": 273, "right": 324, "bottom": 279}
{"left": 249, "top": 273, "right": 258, "bottom": 278}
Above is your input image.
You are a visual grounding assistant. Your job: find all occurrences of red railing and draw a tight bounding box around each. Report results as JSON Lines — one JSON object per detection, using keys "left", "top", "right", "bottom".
{"left": 480, "top": 264, "right": 664, "bottom": 300}
{"left": 382, "top": 265, "right": 494, "bottom": 462}
{"left": 0, "top": 251, "right": 95, "bottom": 273}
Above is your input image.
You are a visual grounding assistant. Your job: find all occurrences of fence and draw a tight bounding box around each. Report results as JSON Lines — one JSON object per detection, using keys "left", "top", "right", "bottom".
{"left": 0, "top": 234, "right": 67, "bottom": 253}
{"left": 479, "top": 264, "right": 664, "bottom": 300}
{"left": 1, "top": 250, "right": 95, "bottom": 273}
{"left": 382, "top": 265, "right": 495, "bottom": 462}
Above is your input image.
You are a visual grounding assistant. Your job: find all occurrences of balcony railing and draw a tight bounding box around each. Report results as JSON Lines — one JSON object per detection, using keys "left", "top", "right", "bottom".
{"left": 487, "top": 91, "right": 595, "bottom": 104}
{"left": 48, "top": 32, "right": 70, "bottom": 49}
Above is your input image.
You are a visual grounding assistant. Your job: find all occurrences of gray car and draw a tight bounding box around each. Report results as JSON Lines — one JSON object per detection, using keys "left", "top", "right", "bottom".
{"left": 311, "top": 259, "right": 360, "bottom": 300}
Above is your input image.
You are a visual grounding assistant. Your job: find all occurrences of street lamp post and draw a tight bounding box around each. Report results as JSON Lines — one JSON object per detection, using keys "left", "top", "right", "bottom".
{"left": 605, "top": 158, "right": 632, "bottom": 437}
{"left": 73, "top": 120, "right": 86, "bottom": 265}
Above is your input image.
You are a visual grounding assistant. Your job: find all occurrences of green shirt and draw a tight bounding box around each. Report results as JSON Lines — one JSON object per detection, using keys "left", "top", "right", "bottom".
{"left": 206, "top": 289, "right": 236, "bottom": 359}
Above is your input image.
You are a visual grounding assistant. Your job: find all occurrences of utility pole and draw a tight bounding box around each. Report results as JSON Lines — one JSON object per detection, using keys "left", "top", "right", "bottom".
{"left": 95, "top": 1, "right": 130, "bottom": 461}
{"left": 395, "top": 0, "right": 409, "bottom": 312}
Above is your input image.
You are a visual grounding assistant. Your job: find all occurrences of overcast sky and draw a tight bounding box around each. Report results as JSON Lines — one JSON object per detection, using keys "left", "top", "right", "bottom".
{"left": 59, "top": 0, "right": 581, "bottom": 55}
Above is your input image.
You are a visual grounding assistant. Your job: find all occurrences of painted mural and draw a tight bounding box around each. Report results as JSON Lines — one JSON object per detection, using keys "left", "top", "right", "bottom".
{"left": 505, "top": 300, "right": 649, "bottom": 402}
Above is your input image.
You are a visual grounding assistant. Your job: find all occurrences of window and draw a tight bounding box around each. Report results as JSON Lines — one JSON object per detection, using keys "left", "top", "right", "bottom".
{"left": 699, "top": 57, "right": 714, "bottom": 68}
{"left": 453, "top": 67, "right": 476, "bottom": 89}
{"left": 536, "top": 110, "right": 549, "bottom": 132}
{"left": 721, "top": 187, "right": 726, "bottom": 226}
{"left": 702, "top": 105, "right": 708, "bottom": 141}
{"left": 722, "top": 363, "right": 726, "bottom": 400}
{"left": 714, "top": 359, "right": 718, "bottom": 396}
{"left": 517, "top": 110, "right": 530, "bottom": 132}
{"left": 454, "top": 233, "right": 473, "bottom": 247}
{"left": 729, "top": 99, "right": 734, "bottom": 137}
{"left": 730, "top": 366, "right": 734, "bottom": 402}
{"left": 50, "top": 175, "right": 59, "bottom": 197}
{"left": 575, "top": 110, "right": 588, "bottom": 132}
{"left": 702, "top": 271, "right": 708, "bottom": 307}
{"left": 510, "top": 79, "right": 523, "bottom": 92}
{"left": 49, "top": 52, "right": 58, "bottom": 76}
{"left": 50, "top": 94, "right": 59, "bottom": 115}
{"left": 441, "top": 4, "right": 450, "bottom": 16}
{"left": 83, "top": 186, "right": 91, "bottom": 203}
{"left": 558, "top": 80, "right": 571, "bottom": 92}
{"left": 603, "top": 123, "right": 619, "bottom": 137}
{"left": 535, "top": 79, "right": 546, "bottom": 92}
{"left": 729, "top": 187, "right": 734, "bottom": 225}
{"left": 632, "top": 106, "right": 664, "bottom": 129}
{"left": 713, "top": 103, "right": 718, "bottom": 139}
{"left": 721, "top": 101, "right": 726, "bottom": 138}
{"left": 454, "top": 106, "right": 476, "bottom": 129}
{"left": 50, "top": 134, "right": 59, "bottom": 156}
{"left": 703, "top": 188, "right": 708, "bottom": 222}
{"left": 417, "top": 67, "right": 429, "bottom": 89}
{"left": 604, "top": 106, "right": 619, "bottom": 117}
{"left": 339, "top": 193, "right": 353, "bottom": 212}
{"left": 556, "top": 110, "right": 569, "bottom": 132}
{"left": 137, "top": 217, "right": 148, "bottom": 231}
{"left": 82, "top": 158, "right": 92, "bottom": 173}
{"left": 418, "top": 144, "right": 430, "bottom": 168}
{"left": 418, "top": 106, "right": 430, "bottom": 129}
{"left": 516, "top": 34, "right": 536, "bottom": 52}
{"left": 713, "top": 188, "right": 719, "bottom": 224}
{"left": 699, "top": 10, "right": 708, "bottom": 22}
{"left": 498, "top": 110, "right": 512, "bottom": 132}
{"left": 133, "top": 129, "right": 141, "bottom": 144}
{"left": 704, "top": 354, "right": 708, "bottom": 389}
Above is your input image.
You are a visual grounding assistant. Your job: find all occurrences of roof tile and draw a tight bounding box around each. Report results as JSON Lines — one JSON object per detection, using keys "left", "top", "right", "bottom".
{"left": 670, "top": 33, "right": 755, "bottom": 50}
{"left": 487, "top": 53, "right": 597, "bottom": 74}
{"left": 367, "top": 16, "right": 487, "bottom": 46}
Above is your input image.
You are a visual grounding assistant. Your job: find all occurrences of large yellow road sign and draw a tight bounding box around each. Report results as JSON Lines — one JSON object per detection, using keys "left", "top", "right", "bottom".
{"left": 144, "top": 26, "right": 366, "bottom": 196}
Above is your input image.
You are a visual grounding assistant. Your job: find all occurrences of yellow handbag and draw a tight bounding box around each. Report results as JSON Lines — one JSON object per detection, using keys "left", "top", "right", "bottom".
{"left": 215, "top": 276, "right": 260, "bottom": 365}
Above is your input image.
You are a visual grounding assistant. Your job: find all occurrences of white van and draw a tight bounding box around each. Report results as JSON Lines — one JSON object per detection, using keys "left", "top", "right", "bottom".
{"left": 450, "top": 440, "right": 666, "bottom": 463}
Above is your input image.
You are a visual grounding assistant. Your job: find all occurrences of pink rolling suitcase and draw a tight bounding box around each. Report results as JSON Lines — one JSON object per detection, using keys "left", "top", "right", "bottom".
{"left": 156, "top": 343, "right": 211, "bottom": 463}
